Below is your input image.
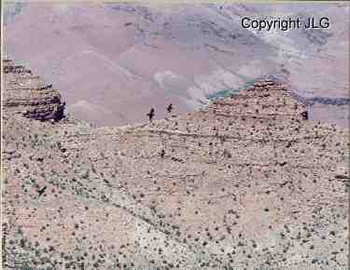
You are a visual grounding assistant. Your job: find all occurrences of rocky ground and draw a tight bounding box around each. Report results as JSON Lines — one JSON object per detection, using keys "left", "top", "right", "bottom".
{"left": 2, "top": 59, "right": 349, "bottom": 269}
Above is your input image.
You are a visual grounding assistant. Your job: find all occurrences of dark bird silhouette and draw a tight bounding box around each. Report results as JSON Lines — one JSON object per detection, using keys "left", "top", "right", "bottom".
{"left": 279, "top": 161, "right": 287, "bottom": 167}
{"left": 301, "top": 111, "right": 308, "bottom": 120}
{"left": 167, "top": 103, "right": 173, "bottom": 113}
{"left": 37, "top": 186, "right": 47, "bottom": 197}
{"left": 147, "top": 108, "right": 155, "bottom": 122}
{"left": 147, "top": 108, "right": 156, "bottom": 122}
{"left": 160, "top": 149, "right": 165, "bottom": 158}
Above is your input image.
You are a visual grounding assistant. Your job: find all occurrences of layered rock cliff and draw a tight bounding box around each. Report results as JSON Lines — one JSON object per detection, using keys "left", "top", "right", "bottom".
{"left": 2, "top": 59, "right": 349, "bottom": 269}
{"left": 3, "top": 59, "right": 65, "bottom": 121}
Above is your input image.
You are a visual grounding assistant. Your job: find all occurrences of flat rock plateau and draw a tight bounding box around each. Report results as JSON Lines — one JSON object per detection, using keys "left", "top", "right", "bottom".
{"left": 2, "top": 58, "right": 349, "bottom": 270}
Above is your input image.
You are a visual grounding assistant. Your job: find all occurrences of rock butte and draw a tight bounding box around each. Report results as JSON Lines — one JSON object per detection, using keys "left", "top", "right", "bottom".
{"left": 3, "top": 59, "right": 65, "bottom": 122}
{"left": 2, "top": 59, "right": 349, "bottom": 269}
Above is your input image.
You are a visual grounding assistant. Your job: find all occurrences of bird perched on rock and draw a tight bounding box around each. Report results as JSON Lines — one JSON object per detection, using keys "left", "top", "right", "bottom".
{"left": 167, "top": 103, "right": 173, "bottom": 113}
{"left": 301, "top": 111, "right": 308, "bottom": 120}
{"left": 37, "top": 186, "right": 47, "bottom": 197}
{"left": 147, "top": 108, "right": 155, "bottom": 122}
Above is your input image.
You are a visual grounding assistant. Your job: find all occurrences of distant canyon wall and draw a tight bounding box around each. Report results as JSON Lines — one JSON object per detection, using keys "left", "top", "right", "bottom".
{"left": 3, "top": 2, "right": 349, "bottom": 127}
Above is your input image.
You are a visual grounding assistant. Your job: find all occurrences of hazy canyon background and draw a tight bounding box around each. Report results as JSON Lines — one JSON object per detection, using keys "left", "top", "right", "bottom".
{"left": 3, "top": 2, "right": 349, "bottom": 127}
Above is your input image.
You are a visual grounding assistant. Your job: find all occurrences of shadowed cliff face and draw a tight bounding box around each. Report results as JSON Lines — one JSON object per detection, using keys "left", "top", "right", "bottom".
{"left": 3, "top": 59, "right": 65, "bottom": 122}
{"left": 3, "top": 60, "right": 349, "bottom": 269}
{"left": 3, "top": 2, "right": 349, "bottom": 127}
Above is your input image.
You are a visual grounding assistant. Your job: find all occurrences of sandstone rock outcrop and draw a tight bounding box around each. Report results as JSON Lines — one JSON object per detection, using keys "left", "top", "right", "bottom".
{"left": 3, "top": 58, "right": 65, "bottom": 121}
{"left": 210, "top": 79, "right": 308, "bottom": 119}
{"left": 2, "top": 60, "right": 348, "bottom": 269}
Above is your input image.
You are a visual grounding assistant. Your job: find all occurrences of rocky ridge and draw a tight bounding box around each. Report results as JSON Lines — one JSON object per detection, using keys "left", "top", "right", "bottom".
{"left": 2, "top": 59, "right": 65, "bottom": 122}
{"left": 2, "top": 59, "right": 349, "bottom": 269}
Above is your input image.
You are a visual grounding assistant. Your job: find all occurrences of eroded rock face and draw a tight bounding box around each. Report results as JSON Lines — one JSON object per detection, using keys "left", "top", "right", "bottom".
{"left": 209, "top": 79, "right": 308, "bottom": 120}
{"left": 3, "top": 58, "right": 65, "bottom": 121}
{"left": 2, "top": 60, "right": 349, "bottom": 269}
